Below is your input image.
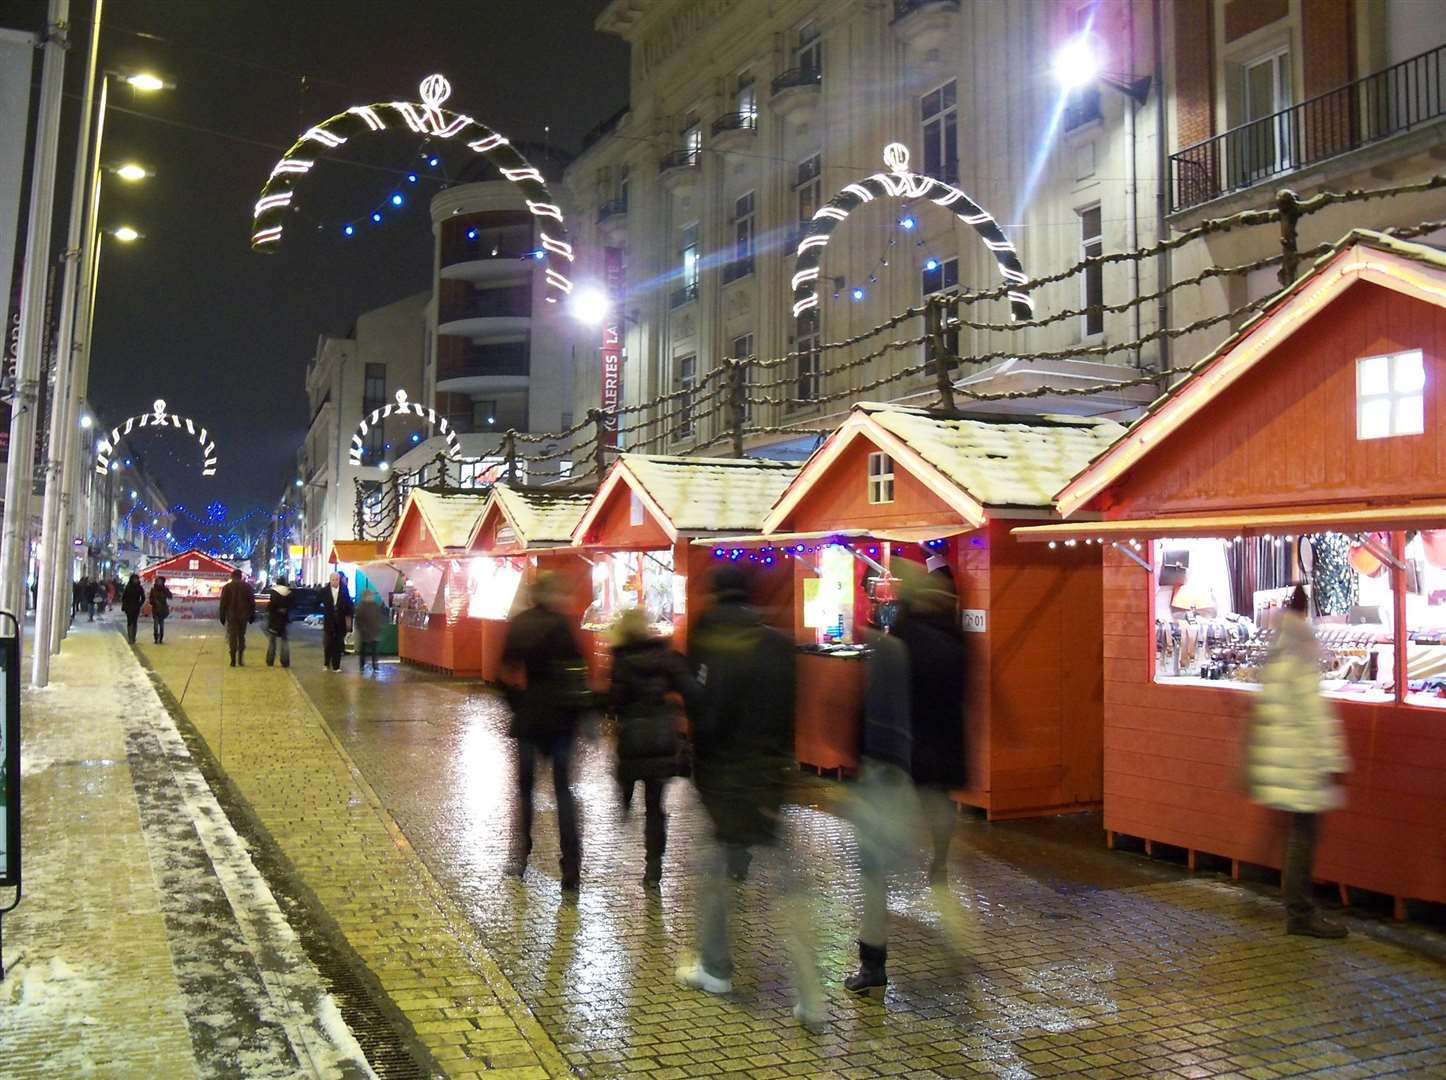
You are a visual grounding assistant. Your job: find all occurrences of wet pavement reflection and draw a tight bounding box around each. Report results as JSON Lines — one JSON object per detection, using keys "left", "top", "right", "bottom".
{"left": 286, "top": 630, "right": 1446, "bottom": 1078}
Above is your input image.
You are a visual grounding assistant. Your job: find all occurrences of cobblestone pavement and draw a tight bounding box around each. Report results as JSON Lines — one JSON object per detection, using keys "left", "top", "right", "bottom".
{"left": 2, "top": 621, "right": 373, "bottom": 1079}
{"left": 253, "top": 628, "right": 1446, "bottom": 1080}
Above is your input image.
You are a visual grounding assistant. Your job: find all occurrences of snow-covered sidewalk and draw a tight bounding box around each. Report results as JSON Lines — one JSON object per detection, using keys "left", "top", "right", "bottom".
{"left": 0, "top": 622, "right": 376, "bottom": 1079}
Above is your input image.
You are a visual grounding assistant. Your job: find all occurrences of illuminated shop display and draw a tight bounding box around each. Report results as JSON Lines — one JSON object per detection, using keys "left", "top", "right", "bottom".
{"left": 790, "top": 143, "right": 1032, "bottom": 320}
{"left": 802, "top": 544, "right": 857, "bottom": 645}
{"left": 251, "top": 74, "right": 574, "bottom": 305}
{"left": 95, "top": 399, "right": 218, "bottom": 477}
{"left": 349, "top": 389, "right": 461, "bottom": 467}
{"left": 465, "top": 556, "right": 525, "bottom": 621}
{"left": 581, "top": 550, "right": 680, "bottom": 634}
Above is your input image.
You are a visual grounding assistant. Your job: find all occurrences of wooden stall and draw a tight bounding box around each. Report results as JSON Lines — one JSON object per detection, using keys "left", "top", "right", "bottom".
{"left": 466, "top": 485, "right": 594, "bottom": 682}
{"left": 327, "top": 540, "right": 399, "bottom": 656}
{"left": 139, "top": 549, "right": 238, "bottom": 618}
{"left": 741, "top": 402, "right": 1123, "bottom": 818}
{"left": 1017, "top": 231, "right": 1446, "bottom": 910}
{"left": 385, "top": 488, "right": 490, "bottom": 676}
{"left": 568, "top": 454, "right": 799, "bottom": 682}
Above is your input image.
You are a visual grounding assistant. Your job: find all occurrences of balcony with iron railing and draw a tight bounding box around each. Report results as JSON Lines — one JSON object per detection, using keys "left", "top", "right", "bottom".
{"left": 670, "top": 281, "right": 699, "bottom": 308}
{"left": 596, "top": 195, "right": 628, "bottom": 223}
{"left": 1169, "top": 43, "right": 1446, "bottom": 213}
{"left": 771, "top": 66, "right": 822, "bottom": 96}
{"left": 722, "top": 255, "right": 754, "bottom": 284}
{"left": 658, "top": 148, "right": 701, "bottom": 175}
{"left": 711, "top": 111, "right": 758, "bottom": 138}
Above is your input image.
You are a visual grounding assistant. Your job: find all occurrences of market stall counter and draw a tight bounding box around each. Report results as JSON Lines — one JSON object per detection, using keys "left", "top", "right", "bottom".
{"left": 1017, "top": 231, "right": 1446, "bottom": 912}
{"left": 738, "top": 401, "right": 1122, "bottom": 817}
{"left": 384, "top": 488, "right": 491, "bottom": 676}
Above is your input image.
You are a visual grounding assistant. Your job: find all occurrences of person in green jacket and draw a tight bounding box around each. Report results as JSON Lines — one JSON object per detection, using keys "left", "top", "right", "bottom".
{"left": 1245, "top": 585, "right": 1351, "bottom": 939}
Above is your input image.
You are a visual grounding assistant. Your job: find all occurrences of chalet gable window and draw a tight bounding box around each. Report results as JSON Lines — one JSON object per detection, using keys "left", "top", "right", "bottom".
{"left": 868, "top": 451, "right": 895, "bottom": 504}
{"left": 1356, "top": 349, "right": 1425, "bottom": 440}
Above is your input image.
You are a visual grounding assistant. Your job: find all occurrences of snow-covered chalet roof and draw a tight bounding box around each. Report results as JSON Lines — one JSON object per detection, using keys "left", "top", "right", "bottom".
{"left": 398, "top": 489, "right": 490, "bottom": 553}
{"left": 616, "top": 454, "right": 799, "bottom": 535}
{"left": 488, "top": 485, "right": 593, "bottom": 545}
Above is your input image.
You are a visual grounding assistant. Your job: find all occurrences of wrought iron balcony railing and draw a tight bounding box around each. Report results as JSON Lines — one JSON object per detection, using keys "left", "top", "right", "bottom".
{"left": 771, "top": 66, "right": 822, "bottom": 95}
{"left": 669, "top": 281, "right": 699, "bottom": 308}
{"left": 1170, "top": 43, "right": 1446, "bottom": 212}
{"left": 658, "top": 148, "right": 701, "bottom": 174}
{"left": 712, "top": 111, "right": 758, "bottom": 137}
{"left": 722, "top": 255, "right": 754, "bottom": 284}
{"left": 893, "top": 0, "right": 961, "bottom": 19}
{"left": 597, "top": 196, "right": 628, "bottom": 223}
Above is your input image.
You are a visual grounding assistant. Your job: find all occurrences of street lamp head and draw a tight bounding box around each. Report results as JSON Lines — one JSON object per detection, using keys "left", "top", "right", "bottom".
{"left": 294, "top": 478, "right": 304, "bottom": 487}
{"left": 570, "top": 286, "right": 611, "bottom": 327}
{"left": 111, "top": 225, "right": 141, "bottom": 243}
{"left": 1052, "top": 33, "right": 1101, "bottom": 92}
{"left": 124, "top": 72, "right": 169, "bottom": 92}
{"left": 113, "top": 162, "right": 151, "bottom": 182}
{"left": 79, "top": 414, "right": 93, "bottom": 429}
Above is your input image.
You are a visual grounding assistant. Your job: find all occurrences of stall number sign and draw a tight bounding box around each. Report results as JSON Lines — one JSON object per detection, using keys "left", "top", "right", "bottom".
{"left": 961, "top": 608, "right": 987, "bottom": 634}
{"left": 0, "top": 632, "right": 18, "bottom": 888}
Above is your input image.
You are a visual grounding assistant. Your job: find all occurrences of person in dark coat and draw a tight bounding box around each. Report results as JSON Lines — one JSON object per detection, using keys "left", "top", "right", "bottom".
{"left": 606, "top": 607, "right": 697, "bottom": 886}
{"left": 148, "top": 576, "right": 172, "bottom": 643}
{"left": 89, "top": 577, "right": 105, "bottom": 618}
{"left": 676, "top": 566, "right": 824, "bottom": 1031}
{"left": 120, "top": 573, "right": 145, "bottom": 644}
{"left": 845, "top": 559, "right": 971, "bottom": 995}
{"left": 218, "top": 569, "right": 256, "bottom": 667}
{"left": 318, "top": 571, "right": 354, "bottom": 672}
{"left": 264, "top": 577, "right": 294, "bottom": 667}
{"left": 353, "top": 588, "right": 386, "bottom": 673}
{"left": 501, "top": 571, "right": 586, "bottom": 892}
{"left": 72, "top": 576, "right": 85, "bottom": 621}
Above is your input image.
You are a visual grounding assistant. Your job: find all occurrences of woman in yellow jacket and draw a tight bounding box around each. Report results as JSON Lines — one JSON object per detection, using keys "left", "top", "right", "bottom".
{"left": 1245, "top": 585, "right": 1351, "bottom": 938}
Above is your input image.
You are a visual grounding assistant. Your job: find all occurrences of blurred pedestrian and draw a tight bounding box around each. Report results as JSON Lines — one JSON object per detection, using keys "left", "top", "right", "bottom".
{"left": 218, "top": 569, "right": 256, "bottom": 667}
{"left": 90, "top": 577, "right": 106, "bottom": 618}
{"left": 678, "top": 566, "right": 824, "bottom": 1032}
{"left": 354, "top": 588, "right": 386, "bottom": 673}
{"left": 120, "top": 573, "right": 145, "bottom": 644}
{"left": 845, "top": 559, "right": 972, "bottom": 995}
{"left": 319, "top": 571, "right": 354, "bottom": 672}
{"left": 501, "top": 571, "right": 587, "bottom": 893}
{"left": 606, "top": 607, "right": 696, "bottom": 887}
{"left": 264, "top": 576, "right": 294, "bottom": 667}
{"left": 1244, "top": 584, "right": 1351, "bottom": 938}
{"left": 149, "top": 575, "right": 172, "bottom": 644}
{"left": 74, "top": 575, "right": 89, "bottom": 621}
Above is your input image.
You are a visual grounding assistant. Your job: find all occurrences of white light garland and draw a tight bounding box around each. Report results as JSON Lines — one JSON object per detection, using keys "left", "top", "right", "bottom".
{"left": 94, "top": 399, "right": 218, "bottom": 477}
{"left": 790, "top": 143, "right": 1034, "bottom": 321}
{"left": 251, "top": 74, "right": 573, "bottom": 304}
{"left": 348, "top": 388, "right": 461, "bottom": 468}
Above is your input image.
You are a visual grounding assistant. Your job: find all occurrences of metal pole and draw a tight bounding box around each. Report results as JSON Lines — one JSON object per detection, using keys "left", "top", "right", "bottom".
{"left": 1, "top": 0, "right": 71, "bottom": 620}
{"left": 33, "top": 1, "right": 102, "bottom": 686}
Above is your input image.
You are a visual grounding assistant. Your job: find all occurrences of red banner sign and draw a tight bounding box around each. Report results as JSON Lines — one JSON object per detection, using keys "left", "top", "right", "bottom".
{"left": 600, "top": 246, "right": 624, "bottom": 448}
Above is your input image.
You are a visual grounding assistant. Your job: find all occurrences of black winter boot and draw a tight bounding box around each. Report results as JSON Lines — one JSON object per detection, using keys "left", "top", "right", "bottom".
{"left": 844, "top": 940, "right": 887, "bottom": 994}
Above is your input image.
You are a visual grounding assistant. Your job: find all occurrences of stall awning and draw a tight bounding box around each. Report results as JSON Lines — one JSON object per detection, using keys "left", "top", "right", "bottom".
{"left": 1013, "top": 503, "right": 1446, "bottom": 543}
{"left": 690, "top": 525, "right": 971, "bottom": 548}
{"left": 329, "top": 540, "right": 386, "bottom": 565}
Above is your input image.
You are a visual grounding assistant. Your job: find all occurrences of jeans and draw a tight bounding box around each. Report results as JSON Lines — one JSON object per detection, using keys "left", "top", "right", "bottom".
{"left": 357, "top": 640, "right": 379, "bottom": 671}
{"left": 515, "top": 732, "right": 580, "bottom": 883}
{"left": 125, "top": 613, "right": 139, "bottom": 643}
{"left": 853, "top": 759, "right": 966, "bottom": 951}
{"left": 695, "top": 835, "right": 822, "bottom": 1011}
{"left": 265, "top": 628, "right": 290, "bottom": 667}
{"left": 1283, "top": 811, "right": 1319, "bottom": 924}
{"left": 153, "top": 615, "right": 166, "bottom": 643}
{"left": 226, "top": 623, "right": 247, "bottom": 665}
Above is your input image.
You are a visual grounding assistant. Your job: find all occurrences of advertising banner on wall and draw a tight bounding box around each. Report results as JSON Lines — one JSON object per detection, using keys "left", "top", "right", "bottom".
{"left": 600, "top": 246, "right": 625, "bottom": 449}
{"left": 0, "top": 29, "right": 37, "bottom": 465}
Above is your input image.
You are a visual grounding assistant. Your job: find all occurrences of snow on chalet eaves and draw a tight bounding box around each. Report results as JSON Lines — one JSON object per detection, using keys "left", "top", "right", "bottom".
{"left": 620, "top": 454, "right": 800, "bottom": 534}
{"left": 410, "top": 489, "right": 490, "bottom": 549}
{"left": 491, "top": 485, "right": 593, "bottom": 544}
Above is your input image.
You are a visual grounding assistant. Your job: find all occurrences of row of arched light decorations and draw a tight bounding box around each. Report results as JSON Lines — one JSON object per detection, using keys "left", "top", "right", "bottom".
{"left": 246, "top": 77, "right": 1037, "bottom": 467}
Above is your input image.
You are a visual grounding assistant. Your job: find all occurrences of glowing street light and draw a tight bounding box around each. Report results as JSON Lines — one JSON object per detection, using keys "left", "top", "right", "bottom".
{"left": 1052, "top": 34, "right": 1101, "bottom": 92}
{"left": 124, "top": 72, "right": 168, "bottom": 92}
{"left": 112, "top": 162, "right": 151, "bottom": 182}
{"left": 79, "top": 415, "right": 93, "bottom": 429}
{"left": 110, "top": 225, "right": 141, "bottom": 243}
{"left": 569, "top": 286, "right": 611, "bottom": 326}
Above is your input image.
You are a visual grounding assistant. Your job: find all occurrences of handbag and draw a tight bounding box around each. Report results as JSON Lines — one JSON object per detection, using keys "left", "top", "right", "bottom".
{"left": 1159, "top": 549, "right": 1190, "bottom": 587}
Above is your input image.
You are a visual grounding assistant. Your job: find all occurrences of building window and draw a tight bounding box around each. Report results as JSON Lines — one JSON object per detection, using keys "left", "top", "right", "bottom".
{"left": 629, "top": 490, "right": 644, "bottom": 526}
{"left": 794, "top": 312, "right": 821, "bottom": 406}
{"left": 676, "top": 222, "right": 699, "bottom": 305}
{"left": 736, "top": 71, "right": 757, "bottom": 123}
{"left": 868, "top": 452, "right": 894, "bottom": 504}
{"left": 795, "top": 21, "right": 822, "bottom": 78}
{"left": 1079, "top": 204, "right": 1104, "bottom": 339}
{"left": 796, "top": 154, "right": 822, "bottom": 225}
{"left": 734, "top": 191, "right": 755, "bottom": 263}
{"left": 363, "top": 362, "right": 386, "bottom": 459}
{"left": 675, "top": 354, "right": 696, "bottom": 439}
{"left": 921, "top": 80, "right": 958, "bottom": 182}
{"left": 682, "top": 118, "right": 702, "bottom": 163}
{"left": 474, "top": 399, "right": 498, "bottom": 428}
{"left": 1356, "top": 349, "right": 1425, "bottom": 440}
{"left": 1229, "top": 46, "right": 1294, "bottom": 186}
{"left": 732, "top": 333, "right": 755, "bottom": 423}
{"left": 922, "top": 257, "right": 960, "bottom": 365}
{"left": 618, "top": 168, "right": 630, "bottom": 209}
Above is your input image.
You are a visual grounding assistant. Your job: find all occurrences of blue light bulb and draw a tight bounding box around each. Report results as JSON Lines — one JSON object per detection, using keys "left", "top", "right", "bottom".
{"left": 851, "top": 287, "right": 865, "bottom": 302}
{"left": 390, "top": 193, "right": 404, "bottom": 206}
{"left": 900, "top": 216, "right": 916, "bottom": 230}
{"left": 407, "top": 173, "right": 418, "bottom": 183}
{"left": 533, "top": 249, "right": 545, "bottom": 260}
{"left": 428, "top": 156, "right": 439, "bottom": 167}
{"left": 466, "top": 227, "right": 478, "bottom": 240}
{"left": 925, "top": 258, "right": 939, "bottom": 271}
{"left": 372, "top": 211, "right": 383, "bottom": 223}
{"left": 343, "top": 224, "right": 355, "bottom": 236}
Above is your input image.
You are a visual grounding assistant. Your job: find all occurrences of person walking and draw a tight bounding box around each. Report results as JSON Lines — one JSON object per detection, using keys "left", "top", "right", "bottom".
{"left": 606, "top": 607, "right": 696, "bottom": 887}
{"left": 149, "top": 576, "right": 172, "bottom": 644}
{"left": 1244, "top": 584, "right": 1351, "bottom": 938}
{"left": 90, "top": 577, "right": 106, "bottom": 619}
{"left": 218, "top": 569, "right": 256, "bottom": 667}
{"left": 677, "top": 566, "right": 824, "bottom": 1031}
{"left": 318, "top": 571, "right": 354, "bottom": 672}
{"left": 264, "top": 576, "right": 294, "bottom": 667}
{"left": 120, "top": 573, "right": 145, "bottom": 644}
{"left": 353, "top": 588, "right": 386, "bottom": 673}
{"left": 845, "top": 559, "right": 971, "bottom": 995}
{"left": 73, "top": 575, "right": 88, "bottom": 621}
{"left": 500, "top": 572, "right": 587, "bottom": 893}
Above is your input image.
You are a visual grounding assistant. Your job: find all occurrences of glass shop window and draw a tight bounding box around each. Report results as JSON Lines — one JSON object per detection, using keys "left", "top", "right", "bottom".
{"left": 1403, "top": 529, "right": 1446, "bottom": 708}
{"left": 803, "top": 544, "right": 856, "bottom": 645}
{"left": 867, "top": 452, "right": 894, "bottom": 504}
{"left": 1150, "top": 533, "right": 1396, "bottom": 702}
{"left": 1356, "top": 349, "right": 1425, "bottom": 440}
{"left": 581, "top": 549, "right": 679, "bottom": 634}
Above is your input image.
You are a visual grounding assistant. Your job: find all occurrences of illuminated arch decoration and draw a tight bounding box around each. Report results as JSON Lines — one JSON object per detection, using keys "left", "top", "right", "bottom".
{"left": 790, "top": 143, "right": 1033, "bottom": 322}
{"left": 251, "top": 74, "right": 576, "bottom": 304}
{"left": 349, "top": 389, "right": 461, "bottom": 467}
{"left": 95, "top": 399, "right": 218, "bottom": 477}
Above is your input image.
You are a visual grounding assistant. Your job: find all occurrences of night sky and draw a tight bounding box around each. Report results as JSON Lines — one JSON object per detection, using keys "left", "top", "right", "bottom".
{"left": 1, "top": 0, "right": 628, "bottom": 516}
